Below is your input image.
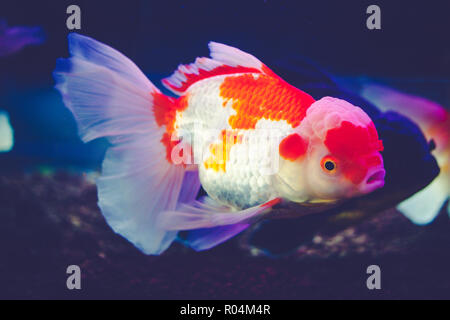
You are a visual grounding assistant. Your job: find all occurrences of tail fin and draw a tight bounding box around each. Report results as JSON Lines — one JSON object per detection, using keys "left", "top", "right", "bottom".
{"left": 54, "top": 33, "right": 199, "bottom": 254}
{"left": 360, "top": 83, "right": 450, "bottom": 224}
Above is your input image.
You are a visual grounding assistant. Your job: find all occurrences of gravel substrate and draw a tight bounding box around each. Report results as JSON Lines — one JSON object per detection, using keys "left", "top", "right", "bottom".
{"left": 0, "top": 171, "right": 449, "bottom": 299}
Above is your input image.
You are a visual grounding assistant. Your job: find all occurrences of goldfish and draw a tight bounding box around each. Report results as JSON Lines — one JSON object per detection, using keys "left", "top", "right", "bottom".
{"left": 54, "top": 34, "right": 385, "bottom": 255}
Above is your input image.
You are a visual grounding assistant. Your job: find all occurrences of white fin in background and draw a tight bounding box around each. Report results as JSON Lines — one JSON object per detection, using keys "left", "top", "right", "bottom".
{"left": 361, "top": 84, "right": 447, "bottom": 128}
{"left": 0, "top": 110, "right": 13, "bottom": 152}
{"left": 54, "top": 33, "right": 195, "bottom": 255}
{"left": 398, "top": 175, "right": 448, "bottom": 225}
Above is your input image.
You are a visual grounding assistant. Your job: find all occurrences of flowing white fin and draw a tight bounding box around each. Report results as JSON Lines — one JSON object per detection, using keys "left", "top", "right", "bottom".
{"left": 163, "top": 197, "right": 280, "bottom": 250}
{"left": 184, "top": 223, "right": 250, "bottom": 251}
{"left": 159, "top": 197, "right": 280, "bottom": 230}
{"left": 54, "top": 33, "right": 197, "bottom": 255}
{"left": 208, "top": 41, "right": 266, "bottom": 70}
{"left": 162, "top": 41, "right": 277, "bottom": 95}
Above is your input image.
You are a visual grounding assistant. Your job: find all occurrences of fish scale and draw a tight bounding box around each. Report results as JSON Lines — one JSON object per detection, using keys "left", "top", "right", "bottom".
{"left": 175, "top": 74, "right": 295, "bottom": 208}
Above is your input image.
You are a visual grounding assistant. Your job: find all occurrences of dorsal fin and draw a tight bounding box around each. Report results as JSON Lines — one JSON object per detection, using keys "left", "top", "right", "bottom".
{"left": 162, "top": 42, "right": 277, "bottom": 95}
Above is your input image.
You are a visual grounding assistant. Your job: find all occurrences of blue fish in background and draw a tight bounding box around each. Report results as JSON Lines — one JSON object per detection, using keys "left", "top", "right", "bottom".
{"left": 245, "top": 55, "right": 446, "bottom": 256}
{"left": 0, "top": 20, "right": 45, "bottom": 57}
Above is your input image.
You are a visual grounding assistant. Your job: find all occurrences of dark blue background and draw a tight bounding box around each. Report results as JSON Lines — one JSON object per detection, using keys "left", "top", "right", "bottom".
{"left": 0, "top": 0, "right": 448, "bottom": 168}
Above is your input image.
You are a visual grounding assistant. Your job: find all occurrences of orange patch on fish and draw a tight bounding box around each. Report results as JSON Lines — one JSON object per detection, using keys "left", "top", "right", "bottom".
{"left": 219, "top": 74, "right": 315, "bottom": 130}
{"left": 204, "top": 130, "right": 243, "bottom": 172}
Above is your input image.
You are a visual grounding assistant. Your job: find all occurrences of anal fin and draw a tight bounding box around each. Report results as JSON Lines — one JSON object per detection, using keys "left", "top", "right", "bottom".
{"left": 182, "top": 223, "right": 250, "bottom": 251}
{"left": 159, "top": 197, "right": 281, "bottom": 250}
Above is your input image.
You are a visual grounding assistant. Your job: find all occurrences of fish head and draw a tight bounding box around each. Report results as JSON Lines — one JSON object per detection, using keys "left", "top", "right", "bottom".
{"left": 276, "top": 97, "right": 385, "bottom": 203}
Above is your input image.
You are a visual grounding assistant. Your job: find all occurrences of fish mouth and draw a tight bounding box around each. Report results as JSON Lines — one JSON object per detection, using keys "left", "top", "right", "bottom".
{"left": 366, "top": 170, "right": 386, "bottom": 184}
{"left": 360, "top": 168, "right": 386, "bottom": 194}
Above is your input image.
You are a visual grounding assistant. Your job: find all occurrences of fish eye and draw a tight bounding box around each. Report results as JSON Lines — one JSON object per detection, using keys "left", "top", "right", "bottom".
{"left": 321, "top": 156, "right": 337, "bottom": 174}
{"left": 324, "top": 161, "right": 335, "bottom": 171}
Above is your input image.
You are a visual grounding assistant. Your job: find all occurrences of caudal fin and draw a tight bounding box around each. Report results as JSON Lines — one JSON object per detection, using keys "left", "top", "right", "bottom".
{"left": 54, "top": 33, "right": 199, "bottom": 254}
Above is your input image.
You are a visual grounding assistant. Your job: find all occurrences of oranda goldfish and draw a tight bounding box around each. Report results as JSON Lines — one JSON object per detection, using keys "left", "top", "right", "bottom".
{"left": 54, "top": 34, "right": 385, "bottom": 254}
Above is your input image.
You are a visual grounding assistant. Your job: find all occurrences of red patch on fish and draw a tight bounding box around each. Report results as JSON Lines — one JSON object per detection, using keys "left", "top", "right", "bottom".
{"left": 219, "top": 74, "right": 315, "bottom": 129}
{"left": 152, "top": 92, "right": 190, "bottom": 163}
{"left": 279, "top": 133, "right": 308, "bottom": 161}
{"left": 261, "top": 197, "right": 281, "bottom": 208}
{"left": 325, "top": 121, "right": 383, "bottom": 184}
